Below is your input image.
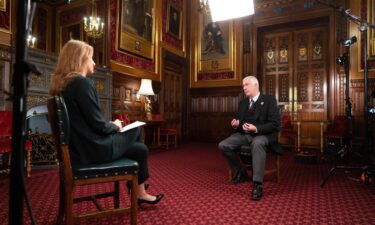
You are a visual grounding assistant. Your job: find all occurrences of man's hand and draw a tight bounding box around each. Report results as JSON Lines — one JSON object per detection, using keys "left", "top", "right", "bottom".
{"left": 242, "top": 123, "right": 257, "bottom": 133}
{"left": 231, "top": 119, "right": 240, "bottom": 129}
{"left": 112, "top": 119, "right": 123, "bottom": 130}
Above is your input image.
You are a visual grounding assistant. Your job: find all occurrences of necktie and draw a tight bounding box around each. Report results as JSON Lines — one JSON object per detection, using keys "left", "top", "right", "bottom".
{"left": 249, "top": 99, "right": 254, "bottom": 110}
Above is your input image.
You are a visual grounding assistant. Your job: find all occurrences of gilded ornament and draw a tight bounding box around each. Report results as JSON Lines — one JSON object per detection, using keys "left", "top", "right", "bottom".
{"left": 313, "top": 43, "right": 322, "bottom": 55}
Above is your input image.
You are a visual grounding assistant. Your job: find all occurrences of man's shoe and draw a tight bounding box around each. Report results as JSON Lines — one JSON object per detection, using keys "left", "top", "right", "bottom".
{"left": 251, "top": 183, "right": 263, "bottom": 200}
{"left": 231, "top": 170, "right": 249, "bottom": 185}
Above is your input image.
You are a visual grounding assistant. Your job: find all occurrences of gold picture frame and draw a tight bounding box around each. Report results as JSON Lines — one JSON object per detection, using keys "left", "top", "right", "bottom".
{"left": 190, "top": 5, "right": 242, "bottom": 88}
{"left": 166, "top": 3, "right": 182, "bottom": 40}
{"left": 60, "top": 22, "right": 83, "bottom": 50}
{"left": 117, "top": 0, "right": 155, "bottom": 60}
{"left": 198, "top": 11, "right": 233, "bottom": 73}
{"left": 368, "top": 0, "right": 375, "bottom": 59}
{"left": 0, "top": 0, "right": 6, "bottom": 12}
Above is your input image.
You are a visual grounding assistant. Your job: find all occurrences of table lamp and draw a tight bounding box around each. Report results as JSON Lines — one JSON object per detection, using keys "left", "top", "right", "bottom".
{"left": 137, "top": 79, "right": 155, "bottom": 120}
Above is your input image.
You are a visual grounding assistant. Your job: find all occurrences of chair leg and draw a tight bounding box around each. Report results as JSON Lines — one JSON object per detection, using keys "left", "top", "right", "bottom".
{"left": 56, "top": 181, "right": 65, "bottom": 225}
{"left": 130, "top": 176, "right": 138, "bottom": 225}
{"left": 276, "top": 155, "right": 280, "bottom": 183}
{"left": 228, "top": 168, "right": 233, "bottom": 183}
{"left": 26, "top": 151, "right": 31, "bottom": 177}
{"left": 114, "top": 181, "right": 120, "bottom": 209}
{"left": 65, "top": 186, "right": 74, "bottom": 225}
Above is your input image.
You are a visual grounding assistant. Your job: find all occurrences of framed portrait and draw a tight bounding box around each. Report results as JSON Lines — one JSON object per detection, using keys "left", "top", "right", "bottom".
{"left": 60, "top": 22, "right": 83, "bottom": 49}
{"left": 190, "top": 4, "right": 242, "bottom": 88}
{"left": 198, "top": 11, "right": 233, "bottom": 73}
{"left": 133, "top": 90, "right": 141, "bottom": 102}
{"left": 117, "top": 0, "right": 155, "bottom": 60}
{"left": 0, "top": 0, "right": 6, "bottom": 12}
{"left": 166, "top": 3, "right": 182, "bottom": 40}
{"left": 125, "top": 88, "right": 132, "bottom": 102}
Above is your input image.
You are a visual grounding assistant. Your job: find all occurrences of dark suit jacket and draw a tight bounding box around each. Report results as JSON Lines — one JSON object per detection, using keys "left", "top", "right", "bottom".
{"left": 62, "top": 76, "right": 119, "bottom": 164}
{"left": 235, "top": 94, "right": 282, "bottom": 154}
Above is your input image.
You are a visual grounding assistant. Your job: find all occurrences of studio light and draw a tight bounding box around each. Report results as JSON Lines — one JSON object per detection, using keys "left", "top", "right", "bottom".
{"left": 208, "top": 0, "right": 255, "bottom": 22}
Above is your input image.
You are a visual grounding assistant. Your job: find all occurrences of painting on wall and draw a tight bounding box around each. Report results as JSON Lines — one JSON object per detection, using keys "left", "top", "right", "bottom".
{"left": 166, "top": 3, "right": 182, "bottom": 39}
{"left": 198, "top": 10, "right": 233, "bottom": 73}
{"left": 118, "top": 0, "right": 155, "bottom": 60}
{"left": 60, "top": 22, "right": 82, "bottom": 49}
{"left": 0, "top": 0, "right": 6, "bottom": 12}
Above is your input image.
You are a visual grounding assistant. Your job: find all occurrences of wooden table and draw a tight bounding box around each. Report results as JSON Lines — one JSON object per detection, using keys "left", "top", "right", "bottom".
{"left": 143, "top": 119, "right": 164, "bottom": 148}
{"left": 291, "top": 120, "right": 331, "bottom": 153}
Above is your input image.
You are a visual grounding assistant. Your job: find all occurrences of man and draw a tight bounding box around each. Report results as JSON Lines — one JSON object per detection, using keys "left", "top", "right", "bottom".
{"left": 218, "top": 76, "right": 281, "bottom": 200}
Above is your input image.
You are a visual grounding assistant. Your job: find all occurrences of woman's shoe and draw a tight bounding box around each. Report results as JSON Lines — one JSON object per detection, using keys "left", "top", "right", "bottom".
{"left": 126, "top": 181, "right": 149, "bottom": 194}
{"left": 137, "top": 194, "right": 164, "bottom": 208}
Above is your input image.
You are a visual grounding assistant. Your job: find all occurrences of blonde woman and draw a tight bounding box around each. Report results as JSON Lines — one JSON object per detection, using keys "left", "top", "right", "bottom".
{"left": 49, "top": 40, "right": 163, "bottom": 207}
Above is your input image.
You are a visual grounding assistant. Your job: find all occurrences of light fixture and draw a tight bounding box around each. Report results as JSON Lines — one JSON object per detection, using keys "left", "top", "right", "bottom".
{"left": 198, "top": 0, "right": 210, "bottom": 13}
{"left": 26, "top": 35, "right": 36, "bottom": 48}
{"left": 83, "top": 0, "right": 104, "bottom": 40}
{"left": 208, "top": 0, "right": 255, "bottom": 22}
{"left": 138, "top": 79, "right": 155, "bottom": 120}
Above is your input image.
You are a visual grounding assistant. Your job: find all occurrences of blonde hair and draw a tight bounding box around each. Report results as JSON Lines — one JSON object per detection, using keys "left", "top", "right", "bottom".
{"left": 49, "top": 40, "right": 93, "bottom": 95}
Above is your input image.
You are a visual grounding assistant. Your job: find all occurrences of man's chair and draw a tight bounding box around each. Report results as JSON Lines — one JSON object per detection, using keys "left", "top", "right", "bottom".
{"left": 228, "top": 108, "right": 283, "bottom": 184}
{"left": 228, "top": 146, "right": 281, "bottom": 183}
{"left": 0, "top": 111, "right": 33, "bottom": 177}
{"left": 48, "top": 96, "right": 139, "bottom": 225}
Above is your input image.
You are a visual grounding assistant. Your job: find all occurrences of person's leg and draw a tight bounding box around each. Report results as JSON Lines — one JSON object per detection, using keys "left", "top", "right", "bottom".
{"left": 218, "top": 132, "right": 248, "bottom": 176}
{"left": 250, "top": 135, "right": 268, "bottom": 183}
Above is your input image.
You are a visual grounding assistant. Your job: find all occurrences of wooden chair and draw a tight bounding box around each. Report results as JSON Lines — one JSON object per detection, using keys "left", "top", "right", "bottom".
{"left": 228, "top": 146, "right": 281, "bottom": 183}
{"left": 228, "top": 108, "right": 282, "bottom": 183}
{"left": 152, "top": 114, "right": 177, "bottom": 149}
{"left": 324, "top": 115, "right": 346, "bottom": 146}
{"left": 160, "top": 128, "right": 178, "bottom": 149}
{"left": 0, "top": 111, "right": 33, "bottom": 177}
{"left": 279, "top": 115, "right": 297, "bottom": 151}
{"left": 48, "top": 96, "right": 139, "bottom": 225}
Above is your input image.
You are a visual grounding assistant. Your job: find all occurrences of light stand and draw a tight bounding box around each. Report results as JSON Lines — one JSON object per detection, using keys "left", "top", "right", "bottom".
{"left": 317, "top": 0, "right": 375, "bottom": 187}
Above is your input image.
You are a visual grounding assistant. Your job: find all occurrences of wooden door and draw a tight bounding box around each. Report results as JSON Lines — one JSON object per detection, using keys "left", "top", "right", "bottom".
{"left": 163, "top": 69, "right": 182, "bottom": 140}
{"left": 261, "top": 27, "right": 328, "bottom": 148}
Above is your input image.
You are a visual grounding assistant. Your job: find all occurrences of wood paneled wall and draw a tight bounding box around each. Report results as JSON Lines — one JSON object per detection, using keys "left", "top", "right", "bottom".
{"left": 190, "top": 87, "right": 242, "bottom": 142}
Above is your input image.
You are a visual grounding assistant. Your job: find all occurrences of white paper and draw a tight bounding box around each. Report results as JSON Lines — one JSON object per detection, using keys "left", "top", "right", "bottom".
{"left": 120, "top": 121, "right": 146, "bottom": 133}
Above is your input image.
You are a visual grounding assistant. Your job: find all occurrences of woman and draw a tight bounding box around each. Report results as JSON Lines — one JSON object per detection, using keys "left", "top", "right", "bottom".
{"left": 49, "top": 40, "right": 163, "bottom": 206}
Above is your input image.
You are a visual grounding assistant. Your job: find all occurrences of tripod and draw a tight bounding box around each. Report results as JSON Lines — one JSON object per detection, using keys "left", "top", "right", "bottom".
{"left": 318, "top": 0, "right": 375, "bottom": 188}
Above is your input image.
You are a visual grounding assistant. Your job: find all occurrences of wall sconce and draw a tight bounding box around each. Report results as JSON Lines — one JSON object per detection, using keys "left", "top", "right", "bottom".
{"left": 26, "top": 35, "right": 36, "bottom": 48}
{"left": 137, "top": 79, "right": 155, "bottom": 120}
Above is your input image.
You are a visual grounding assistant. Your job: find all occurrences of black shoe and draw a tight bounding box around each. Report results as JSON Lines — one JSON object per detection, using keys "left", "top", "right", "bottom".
{"left": 251, "top": 183, "right": 263, "bottom": 200}
{"left": 231, "top": 170, "right": 249, "bottom": 185}
{"left": 138, "top": 194, "right": 164, "bottom": 208}
{"left": 126, "top": 181, "right": 149, "bottom": 194}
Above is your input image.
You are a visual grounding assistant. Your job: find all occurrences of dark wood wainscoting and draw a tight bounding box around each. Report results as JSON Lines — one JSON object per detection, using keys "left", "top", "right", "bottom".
{"left": 350, "top": 79, "right": 375, "bottom": 145}
{"left": 189, "top": 87, "right": 242, "bottom": 142}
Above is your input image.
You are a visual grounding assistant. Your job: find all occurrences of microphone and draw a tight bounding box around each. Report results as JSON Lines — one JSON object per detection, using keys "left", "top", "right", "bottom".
{"left": 343, "top": 36, "right": 357, "bottom": 46}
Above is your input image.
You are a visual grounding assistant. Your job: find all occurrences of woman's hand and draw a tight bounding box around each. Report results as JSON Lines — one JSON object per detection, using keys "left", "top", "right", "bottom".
{"left": 112, "top": 119, "right": 123, "bottom": 130}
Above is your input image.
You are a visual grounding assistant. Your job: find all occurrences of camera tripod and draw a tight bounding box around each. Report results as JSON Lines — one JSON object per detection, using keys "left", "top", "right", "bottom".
{"left": 318, "top": 0, "right": 375, "bottom": 188}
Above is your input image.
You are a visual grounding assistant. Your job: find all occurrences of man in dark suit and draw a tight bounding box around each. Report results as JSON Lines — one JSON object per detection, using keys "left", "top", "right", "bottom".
{"left": 218, "top": 76, "right": 281, "bottom": 200}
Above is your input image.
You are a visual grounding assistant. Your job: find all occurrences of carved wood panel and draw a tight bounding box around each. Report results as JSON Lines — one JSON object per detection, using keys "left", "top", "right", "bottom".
{"left": 260, "top": 26, "right": 328, "bottom": 148}
{"left": 261, "top": 32, "right": 293, "bottom": 112}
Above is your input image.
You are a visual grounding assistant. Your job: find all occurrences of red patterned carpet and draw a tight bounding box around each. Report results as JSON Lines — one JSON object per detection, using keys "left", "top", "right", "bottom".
{"left": 1, "top": 142, "right": 375, "bottom": 224}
